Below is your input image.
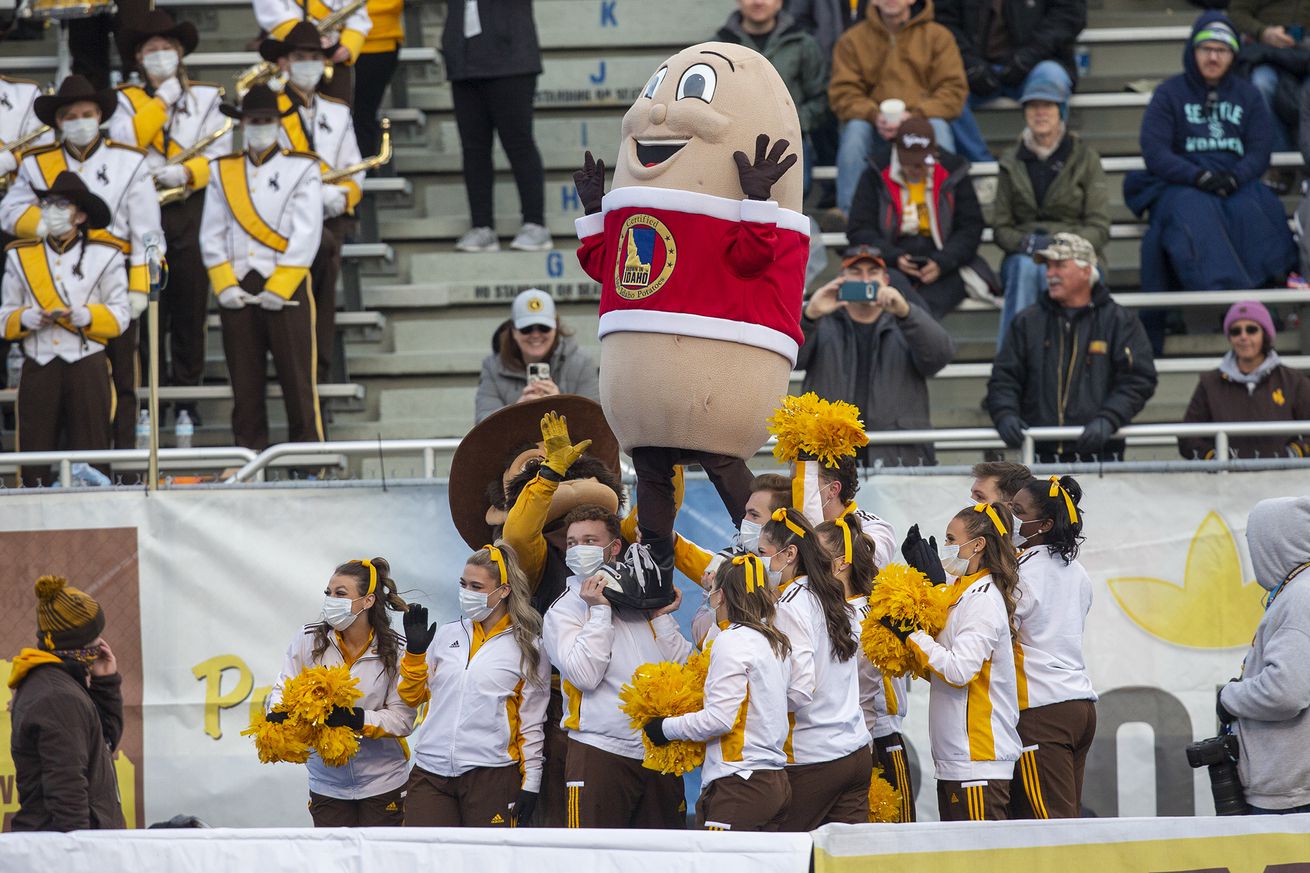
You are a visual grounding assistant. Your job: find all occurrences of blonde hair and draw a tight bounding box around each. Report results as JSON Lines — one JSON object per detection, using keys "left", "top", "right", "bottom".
{"left": 467, "top": 541, "right": 545, "bottom": 686}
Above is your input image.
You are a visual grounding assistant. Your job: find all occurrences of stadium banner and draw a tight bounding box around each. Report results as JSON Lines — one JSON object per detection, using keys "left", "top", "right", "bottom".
{"left": 0, "top": 469, "right": 1307, "bottom": 829}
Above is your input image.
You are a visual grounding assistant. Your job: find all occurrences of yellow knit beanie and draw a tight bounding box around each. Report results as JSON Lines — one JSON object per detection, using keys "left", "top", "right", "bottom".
{"left": 35, "top": 575, "right": 105, "bottom": 651}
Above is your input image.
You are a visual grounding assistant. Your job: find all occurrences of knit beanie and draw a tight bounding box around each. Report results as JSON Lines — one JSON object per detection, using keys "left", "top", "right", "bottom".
{"left": 1223, "top": 300, "right": 1277, "bottom": 346}
{"left": 35, "top": 575, "right": 105, "bottom": 651}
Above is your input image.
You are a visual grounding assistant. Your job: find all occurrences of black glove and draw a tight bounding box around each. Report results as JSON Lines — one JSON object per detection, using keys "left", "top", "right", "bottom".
{"left": 1217, "top": 682, "right": 1237, "bottom": 725}
{"left": 996, "top": 414, "right": 1027, "bottom": 448}
{"left": 1194, "top": 170, "right": 1225, "bottom": 194}
{"left": 265, "top": 710, "right": 289, "bottom": 724}
{"left": 1215, "top": 172, "right": 1239, "bottom": 197}
{"left": 733, "top": 134, "right": 797, "bottom": 201}
{"left": 966, "top": 64, "right": 1001, "bottom": 96}
{"left": 644, "top": 717, "right": 671, "bottom": 746}
{"left": 511, "top": 789, "right": 538, "bottom": 826}
{"left": 901, "top": 524, "right": 946, "bottom": 585}
{"left": 573, "top": 150, "right": 606, "bottom": 215}
{"left": 998, "top": 62, "right": 1029, "bottom": 88}
{"left": 1020, "top": 232, "right": 1052, "bottom": 256}
{"left": 879, "top": 615, "right": 916, "bottom": 643}
{"left": 1074, "top": 417, "right": 1116, "bottom": 456}
{"left": 325, "top": 706, "right": 365, "bottom": 731}
{"left": 403, "top": 603, "right": 437, "bottom": 655}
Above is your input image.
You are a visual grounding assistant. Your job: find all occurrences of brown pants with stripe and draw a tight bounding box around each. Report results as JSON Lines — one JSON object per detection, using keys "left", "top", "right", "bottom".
{"left": 777, "top": 745, "right": 874, "bottom": 831}
{"left": 219, "top": 275, "right": 323, "bottom": 450}
{"left": 308, "top": 785, "right": 404, "bottom": 827}
{"left": 564, "top": 738, "right": 685, "bottom": 828}
{"left": 696, "top": 769, "right": 791, "bottom": 831}
{"left": 1010, "top": 698, "right": 1097, "bottom": 819}
{"left": 403, "top": 763, "right": 521, "bottom": 827}
{"left": 16, "top": 353, "right": 113, "bottom": 488}
{"left": 105, "top": 319, "right": 138, "bottom": 449}
{"left": 874, "top": 732, "right": 917, "bottom": 822}
{"left": 937, "top": 779, "right": 1011, "bottom": 821}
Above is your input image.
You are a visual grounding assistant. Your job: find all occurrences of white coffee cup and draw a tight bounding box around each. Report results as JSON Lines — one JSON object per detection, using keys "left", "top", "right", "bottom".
{"left": 879, "top": 98, "right": 906, "bottom": 126}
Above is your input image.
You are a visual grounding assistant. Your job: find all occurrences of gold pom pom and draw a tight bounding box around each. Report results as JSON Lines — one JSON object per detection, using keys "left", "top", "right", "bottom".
{"left": 281, "top": 664, "right": 363, "bottom": 726}
{"left": 34, "top": 575, "right": 68, "bottom": 602}
{"left": 619, "top": 644, "right": 714, "bottom": 777}
{"left": 861, "top": 563, "right": 951, "bottom": 678}
{"left": 316, "top": 725, "right": 361, "bottom": 767}
{"left": 767, "top": 393, "right": 869, "bottom": 468}
{"left": 244, "top": 664, "right": 365, "bottom": 767}
{"left": 868, "top": 766, "right": 903, "bottom": 823}
{"left": 241, "top": 708, "right": 313, "bottom": 764}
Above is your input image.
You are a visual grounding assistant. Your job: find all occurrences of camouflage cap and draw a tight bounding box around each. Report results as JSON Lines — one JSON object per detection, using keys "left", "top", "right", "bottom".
{"left": 1034, "top": 232, "right": 1097, "bottom": 266}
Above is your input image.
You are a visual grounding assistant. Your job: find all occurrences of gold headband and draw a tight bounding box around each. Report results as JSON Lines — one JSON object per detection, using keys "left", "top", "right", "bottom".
{"left": 731, "top": 553, "right": 767, "bottom": 593}
{"left": 833, "top": 515, "right": 854, "bottom": 564}
{"left": 972, "top": 503, "right": 1009, "bottom": 537}
{"left": 358, "top": 559, "right": 377, "bottom": 595}
{"left": 771, "top": 508, "right": 808, "bottom": 540}
{"left": 483, "top": 545, "right": 508, "bottom": 587}
{"left": 1048, "top": 476, "right": 1079, "bottom": 525}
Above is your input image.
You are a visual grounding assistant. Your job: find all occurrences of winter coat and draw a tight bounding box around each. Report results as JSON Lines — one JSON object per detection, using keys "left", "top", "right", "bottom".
{"left": 475, "top": 329, "right": 601, "bottom": 423}
{"left": 716, "top": 11, "right": 829, "bottom": 133}
{"left": 828, "top": 0, "right": 968, "bottom": 123}
{"left": 8, "top": 653, "right": 126, "bottom": 832}
{"left": 993, "top": 133, "right": 1111, "bottom": 261}
{"left": 441, "top": 0, "right": 542, "bottom": 81}
{"left": 787, "top": 0, "right": 868, "bottom": 61}
{"left": 1228, "top": 0, "right": 1310, "bottom": 38}
{"left": 797, "top": 293, "right": 956, "bottom": 466}
{"left": 986, "top": 281, "right": 1159, "bottom": 455}
{"left": 1180, "top": 351, "right": 1310, "bottom": 458}
{"left": 934, "top": 0, "right": 1086, "bottom": 84}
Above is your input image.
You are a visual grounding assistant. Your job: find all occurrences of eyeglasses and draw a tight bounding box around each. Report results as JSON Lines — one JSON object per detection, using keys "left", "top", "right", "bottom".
{"left": 1228, "top": 324, "right": 1262, "bottom": 337}
{"left": 516, "top": 324, "right": 553, "bottom": 335}
{"left": 39, "top": 198, "right": 72, "bottom": 210}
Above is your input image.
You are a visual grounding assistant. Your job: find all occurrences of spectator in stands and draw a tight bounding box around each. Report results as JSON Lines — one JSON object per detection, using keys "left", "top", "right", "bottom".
{"left": 475, "top": 289, "right": 600, "bottom": 423}
{"left": 1229, "top": 0, "right": 1310, "bottom": 155}
{"left": 986, "top": 233, "right": 1158, "bottom": 462}
{"left": 355, "top": 0, "right": 404, "bottom": 157}
{"left": 1124, "top": 12, "right": 1296, "bottom": 355}
{"left": 992, "top": 76, "right": 1110, "bottom": 345}
{"left": 798, "top": 244, "right": 955, "bottom": 466}
{"left": 936, "top": 0, "right": 1087, "bottom": 163}
{"left": 969, "top": 460, "right": 1032, "bottom": 505}
{"left": 847, "top": 118, "right": 997, "bottom": 319}
{"left": 1179, "top": 300, "right": 1310, "bottom": 459}
{"left": 444, "top": 0, "right": 550, "bottom": 254}
{"left": 828, "top": 0, "right": 968, "bottom": 215}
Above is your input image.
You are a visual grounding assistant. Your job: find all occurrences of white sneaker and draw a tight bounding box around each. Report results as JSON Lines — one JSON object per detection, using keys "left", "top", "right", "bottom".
{"left": 456, "top": 226, "right": 500, "bottom": 252}
{"left": 510, "top": 222, "right": 553, "bottom": 252}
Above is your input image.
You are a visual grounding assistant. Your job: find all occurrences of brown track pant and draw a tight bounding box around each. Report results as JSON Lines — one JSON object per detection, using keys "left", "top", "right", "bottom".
{"left": 563, "top": 738, "right": 685, "bottom": 828}
{"left": 1010, "top": 698, "right": 1097, "bottom": 819}
{"left": 404, "top": 763, "right": 521, "bottom": 827}
{"left": 15, "top": 353, "right": 113, "bottom": 487}
{"left": 308, "top": 785, "right": 404, "bottom": 827}
{"left": 874, "top": 732, "right": 917, "bottom": 822}
{"left": 696, "top": 769, "right": 791, "bottom": 831}
{"left": 104, "top": 319, "right": 138, "bottom": 448}
{"left": 777, "top": 745, "right": 874, "bottom": 831}
{"left": 937, "top": 779, "right": 1011, "bottom": 821}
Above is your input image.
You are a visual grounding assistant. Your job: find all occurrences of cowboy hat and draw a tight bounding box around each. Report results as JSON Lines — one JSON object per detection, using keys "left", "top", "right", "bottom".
{"left": 32, "top": 171, "right": 112, "bottom": 230}
{"left": 258, "top": 20, "right": 338, "bottom": 63}
{"left": 219, "top": 82, "right": 297, "bottom": 120}
{"left": 118, "top": 8, "right": 200, "bottom": 60}
{"left": 33, "top": 75, "right": 117, "bottom": 128}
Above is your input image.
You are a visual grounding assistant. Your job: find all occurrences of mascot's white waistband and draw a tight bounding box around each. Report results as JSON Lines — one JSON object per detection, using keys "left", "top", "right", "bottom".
{"left": 594, "top": 187, "right": 812, "bottom": 235}
{"left": 598, "top": 310, "right": 799, "bottom": 366}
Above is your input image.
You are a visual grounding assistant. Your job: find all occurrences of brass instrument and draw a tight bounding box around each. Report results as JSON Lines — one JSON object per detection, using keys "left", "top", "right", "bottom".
{"left": 322, "top": 118, "right": 391, "bottom": 183}
{"left": 156, "top": 120, "right": 235, "bottom": 205}
{"left": 234, "top": 0, "right": 367, "bottom": 96}
{"left": 1, "top": 124, "right": 52, "bottom": 193}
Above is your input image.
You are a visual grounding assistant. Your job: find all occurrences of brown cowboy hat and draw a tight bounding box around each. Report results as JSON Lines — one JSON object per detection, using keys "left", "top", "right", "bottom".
{"left": 118, "top": 9, "right": 200, "bottom": 60}
{"left": 448, "top": 395, "right": 621, "bottom": 549}
{"left": 34, "top": 75, "right": 117, "bottom": 128}
{"left": 219, "top": 82, "right": 297, "bottom": 120}
{"left": 33, "top": 171, "right": 112, "bottom": 230}
{"left": 258, "top": 20, "right": 338, "bottom": 63}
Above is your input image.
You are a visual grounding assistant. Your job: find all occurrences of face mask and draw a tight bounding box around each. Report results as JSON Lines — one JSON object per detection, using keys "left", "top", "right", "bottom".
{"left": 938, "top": 541, "right": 975, "bottom": 578}
{"left": 41, "top": 204, "right": 75, "bottom": 237}
{"left": 244, "top": 122, "right": 280, "bottom": 152}
{"left": 321, "top": 595, "right": 361, "bottom": 630}
{"left": 1011, "top": 517, "right": 1039, "bottom": 550}
{"left": 142, "top": 49, "right": 180, "bottom": 80}
{"left": 289, "top": 59, "right": 325, "bottom": 92}
{"left": 566, "top": 544, "right": 607, "bottom": 579}
{"left": 61, "top": 117, "right": 101, "bottom": 148}
{"left": 766, "top": 550, "right": 790, "bottom": 588}
{"left": 738, "top": 518, "right": 763, "bottom": 553}
{"left": 459, "top": 586, "right": 501, "bottom": 623}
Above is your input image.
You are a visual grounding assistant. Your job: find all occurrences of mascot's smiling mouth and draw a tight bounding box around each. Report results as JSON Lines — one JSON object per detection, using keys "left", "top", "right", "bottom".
{"left": 634, "top": 139, "right": 688, "bottom": 167}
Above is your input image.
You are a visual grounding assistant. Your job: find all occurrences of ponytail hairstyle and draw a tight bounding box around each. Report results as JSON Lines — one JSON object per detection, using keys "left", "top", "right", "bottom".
{"left": 816, "top": 513, "right": 879, "bottom": 599}
{"left": 713, "top": 555, "right": 791, "bottom": 659}
{"left": 313, "top": 557, "right": 408, "bottom": 675}
{"left": 1019, "top": 475, "right": 1085, "bottom": 565}
{"left": 466, "top": 541, "right": 545, "bottom": 686}
{"left": 953, "top": 503, "right": 1021, "bottom": 634}
{"left": 761, "top": 507, "right": 856, "bottom": 662}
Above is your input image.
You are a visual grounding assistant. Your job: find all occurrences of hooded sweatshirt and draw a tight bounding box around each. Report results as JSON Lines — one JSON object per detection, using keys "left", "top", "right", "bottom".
{"left": 1219, "top": 496, "right": 1310, "bottom": 810}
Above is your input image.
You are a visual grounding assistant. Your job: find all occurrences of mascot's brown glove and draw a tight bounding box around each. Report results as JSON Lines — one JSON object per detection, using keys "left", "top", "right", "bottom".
{"left": 573, "top": 150, "right": 607, "bottom": 215}
{"left": 733, "top": 134, "right": 797, "bottom": 201}
{"left": 540, "top": 411, "right": 593, "bottom": 479}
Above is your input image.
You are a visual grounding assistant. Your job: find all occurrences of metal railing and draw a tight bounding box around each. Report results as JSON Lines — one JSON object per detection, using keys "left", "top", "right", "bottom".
{"left": 0, "top": 448, "right": 257, "bottom": 489}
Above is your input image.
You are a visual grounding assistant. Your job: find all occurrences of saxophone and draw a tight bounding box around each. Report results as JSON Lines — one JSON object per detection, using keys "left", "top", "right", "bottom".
{"left": 234, "top": 0, "right": 367, "bottom": 96}
{"left": 156, "top": 119, "right": 235, "bottom": 205}
{"left": 322, "top": 118, "right": 391, "bottom": 183}
{"left": 0, "top": 124, "right": 52, "bottom": 193}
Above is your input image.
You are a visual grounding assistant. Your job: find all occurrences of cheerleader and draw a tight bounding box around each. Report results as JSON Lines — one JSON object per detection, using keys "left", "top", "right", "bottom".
{"left": 758, "top": 507, "right": 872, "bottom": 830}
{"left": 1007, "top": 476, "right": 1096, "bottom": 819}
{"left": 894, "top": 504, "right": 1022, "bottom": 821}
{"left": 268, "top": 558, "right": 416, "bottom": 826}
{"left": 644, "top": 554, "right": 793, "bottom": 831}
{"left": 399, "top": 542, "right": 551, "bottom": 827}
{"left": 817, "top": 514, "right": 916, "bottom": 822}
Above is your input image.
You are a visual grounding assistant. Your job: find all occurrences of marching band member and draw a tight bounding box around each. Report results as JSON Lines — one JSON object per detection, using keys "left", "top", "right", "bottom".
{"left": 199, "top": 83, "right": 324, "bottom": 451}
{"left": 645, "top": 554, "right": 794, "bottom": 832}
{"left": 0, "top": 173, "right": 128, "bottom": 487}
{"left": 253, "top": 0, "right": 372, "bottom": 102}
{"left": 897, "top": 503, "right": 1023, "bottom": 821}
{"left": 0, "top": 74, "right": 53, "bottom": 194}
{"left": 398, "top": 543, "right": 551, "bottom": 827}
{"left": 267, "top": 557, "right": 416, "bottom": 825}
{"left": 0, "top": 75, "right": 163, "bottom": 451}
{"left": 110, "top": 9, "right": 233, "bottom": 419}
{"left": 1007, "top": 476, "right": 1096, "bottom": 819}
{"left": 264, "top": 21, "right": 365, "bottom": 385}
{"left": 759, "top": 507, "right": 873, "bottom": 830}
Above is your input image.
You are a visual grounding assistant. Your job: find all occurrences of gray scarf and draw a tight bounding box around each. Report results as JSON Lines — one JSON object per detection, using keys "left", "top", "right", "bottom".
{"left": 1218, "top": 349, "right": 1281, "bottom": 394}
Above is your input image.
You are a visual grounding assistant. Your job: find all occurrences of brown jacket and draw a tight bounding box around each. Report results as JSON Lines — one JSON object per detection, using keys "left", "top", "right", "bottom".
{"left": 8, "top": 651, "right": 126, "bottom": 832}
{"left": 1180, "top": 358, "right": 1310, "bottom": 459}
{"left": 828, "top": 0, "right": 968, "bottom": 124}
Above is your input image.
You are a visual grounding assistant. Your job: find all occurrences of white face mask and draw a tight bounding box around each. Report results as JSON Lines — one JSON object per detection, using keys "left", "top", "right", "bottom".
{"left": 566, "top": 544, "right": 607, "bottom": 580}
{"left": 938, "top": 540, "right": 977, "bottom": 578}
{"left": 321, "top": 595, "right": 361, "bottom": 630}
{"left": 41, "top": 204, "right": 75, "bottom": 237}
{"left": 244, "top": 122, "right": 280, "bottom": 153}
{"left": 142, "top": 49, "right": 180, "bottom": 80}
{"left": 1011, "top": 517, "right": 1036, "bottom": 550}
{"left": 738, "top": 518, "right": 763, "bottom": 553}
{"left": 61, "top": 117, "right": 101, "bottom": 148}
{"left": 766, "top": 549, "right": 790, "bottom": 588}
{"left": 459, "top": 586, "right": 501, "bottom": 623}
{"left": 289, "top": 59, "right": 325, "bottom": 92}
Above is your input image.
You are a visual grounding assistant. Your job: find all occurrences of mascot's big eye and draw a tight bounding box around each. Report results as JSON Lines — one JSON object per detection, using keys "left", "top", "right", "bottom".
{"left": 676, "top": 64, "right": 718, "bottom": 103}
{"left": 642, "top": 67, "right": 668, "bottom": 99}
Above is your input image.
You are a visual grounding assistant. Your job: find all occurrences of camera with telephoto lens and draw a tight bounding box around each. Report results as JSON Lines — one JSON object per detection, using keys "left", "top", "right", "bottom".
{"left": 1185, "top": 733, "right": 1248, "bottom": 816}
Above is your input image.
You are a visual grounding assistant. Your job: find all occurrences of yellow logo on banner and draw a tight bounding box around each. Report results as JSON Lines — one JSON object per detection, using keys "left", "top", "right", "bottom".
{"left": 1107, "top": 512, "right": 1264, "bottom": 648}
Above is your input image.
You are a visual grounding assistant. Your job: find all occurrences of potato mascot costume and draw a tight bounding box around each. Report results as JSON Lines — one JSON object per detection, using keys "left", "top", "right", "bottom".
{"left": 573, "top": 42, "right": 807, "bottom": 566}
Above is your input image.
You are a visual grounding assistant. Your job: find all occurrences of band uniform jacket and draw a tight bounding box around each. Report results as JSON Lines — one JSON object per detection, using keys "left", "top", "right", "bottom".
{"left": 277, "top": 90, "right": 364, "bottom": 215}
{"left": 109, "top": 80, "right": 233, "bottom": 193}
{"left": 253, "top": 0, "right": 372, "bottom": 63}
{"left": 0, "top": 76, "right": 55, "bottom": 157}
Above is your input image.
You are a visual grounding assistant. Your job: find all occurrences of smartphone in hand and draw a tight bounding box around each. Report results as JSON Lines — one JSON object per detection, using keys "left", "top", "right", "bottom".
{"left": 527, "top": 362, "right": 551, "bottom": 383}
{"left": 838, "top": 280, "right": 878, "bottom": 302}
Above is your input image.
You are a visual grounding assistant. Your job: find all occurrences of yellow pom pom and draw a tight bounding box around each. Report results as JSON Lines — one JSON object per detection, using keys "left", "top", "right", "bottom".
{"left": 619, "top": 645, "right": 715, "bottom": 777}
{"left": 861, "top": 563, "right": 951, "bottom": 677}
{"left": 868, "top": 766, "right": 903, "bottom": 823}
{"left": 34, "top": 575, "right": 68, "bottom": 602}
{"left": 241, "top": 708, "right": 313, "bottom": 764}
{"left": 767, "top": 393, "right": 869, "bottom": 468}
{"left": 315, "top": 725, "right": 361, "bottom": 767}
{"left": 281, "top": 664, "right": 362, "bottom": 726}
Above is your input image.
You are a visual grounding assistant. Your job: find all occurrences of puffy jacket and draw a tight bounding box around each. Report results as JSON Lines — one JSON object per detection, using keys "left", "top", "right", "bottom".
{"left": 992, "top": 133, "right": 1111, "bottom": 262}
{"left": 828, "top": 0, "right": 967, "bottom": 123}
{"left": 474, "top": 330, "right": 601, "bottom": 423}
{"left": 935, "top": 0, "right": 1086, "bottom": 84}
{"left": 716, "top": 10, "right": 829, "bottom": 133}
{"left": 1180, "top": 351, "right": 1310, "bottom": 459}
{"left": 441, "top": 0, "right": 542, "bottom": 81}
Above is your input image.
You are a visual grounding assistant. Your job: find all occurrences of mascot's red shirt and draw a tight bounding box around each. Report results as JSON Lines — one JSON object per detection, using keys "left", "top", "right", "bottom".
{"left": 575, "top": 186, "right": 808, "bottom": 365}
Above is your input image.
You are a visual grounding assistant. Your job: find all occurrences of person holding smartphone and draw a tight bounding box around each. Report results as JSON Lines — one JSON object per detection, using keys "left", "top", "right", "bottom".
{"left": 797, "top": 245, "right": 954, "bottom": 467}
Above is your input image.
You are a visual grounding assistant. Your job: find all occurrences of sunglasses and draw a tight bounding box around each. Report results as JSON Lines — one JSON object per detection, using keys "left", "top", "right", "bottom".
{"left": 1229, "top": 324, "right": 1262, "bottom": 337}
{"left": 516, "top": 324, "right": 553, "bottom": 335}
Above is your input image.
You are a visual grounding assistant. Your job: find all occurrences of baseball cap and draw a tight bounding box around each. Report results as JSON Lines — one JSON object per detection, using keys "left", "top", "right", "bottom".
{"left": 512, "top": 288, "right": 556, "bottom": 330}
{"left": 841, "top": 245, "right": 886, "bottom": 268}
{"left": 1034, "top": 232, "right": 1097, "bottom": 265}
{"left": 895, "top": 117, "right": 936, "bottom": 168}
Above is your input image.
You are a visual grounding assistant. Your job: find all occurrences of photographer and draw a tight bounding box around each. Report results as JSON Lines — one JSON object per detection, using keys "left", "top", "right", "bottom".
{"left": 1216, "top": 495, "right": 1310, "bottom": 815}
{"left": 797, "top": 244, "right": 955, "bottom": 466}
